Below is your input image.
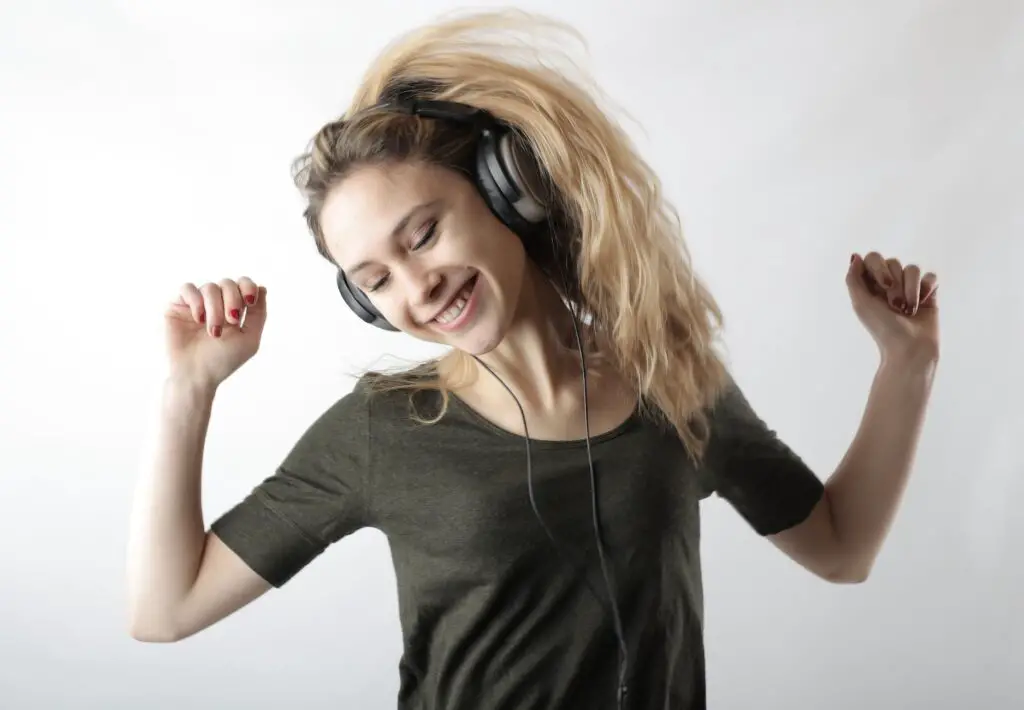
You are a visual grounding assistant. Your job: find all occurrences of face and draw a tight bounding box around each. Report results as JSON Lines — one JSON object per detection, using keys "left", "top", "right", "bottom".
{"left": 320, "top": 161, "right": 528, "bottom": 354}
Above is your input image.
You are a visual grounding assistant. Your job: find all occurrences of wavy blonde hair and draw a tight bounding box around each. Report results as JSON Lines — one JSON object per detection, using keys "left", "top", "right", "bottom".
{"left": 292, "top": 10, "right": 729, "bottom": 460}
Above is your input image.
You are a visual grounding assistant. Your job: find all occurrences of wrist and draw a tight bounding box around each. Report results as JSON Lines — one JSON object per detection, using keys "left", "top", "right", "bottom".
{"left": 162, "top": 373, "right": 219, "bottom": 406}
{"left": 879, "top": 340, "right": 939, "bottom": 373}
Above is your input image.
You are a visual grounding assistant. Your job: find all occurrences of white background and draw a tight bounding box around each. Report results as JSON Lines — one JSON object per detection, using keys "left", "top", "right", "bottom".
{"left": 2, "top": 1, "right": 1022, "bottom": 708}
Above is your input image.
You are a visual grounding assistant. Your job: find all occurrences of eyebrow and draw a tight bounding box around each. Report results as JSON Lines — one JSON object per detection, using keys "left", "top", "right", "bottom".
{"left": 343, "top": 199, "right": 440, "bottom": 277}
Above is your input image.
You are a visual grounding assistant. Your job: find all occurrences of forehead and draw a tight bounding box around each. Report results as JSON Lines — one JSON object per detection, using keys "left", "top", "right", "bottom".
{"left": 319, "top": 162, "right": 451, "bottom": 267}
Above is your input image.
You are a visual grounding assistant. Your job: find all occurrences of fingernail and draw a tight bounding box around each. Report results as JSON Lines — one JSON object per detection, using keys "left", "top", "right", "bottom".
{"left": 199, "top": 312, "right": 206, "bottom": 323}
{"left": 212, "top": 326, "right": 222, "bottom": 337}
{"left": 245, "top": 295, "right": 255, "bottom": 305}
{"left": 230, "top": 308, "right": 240, "bottom": 320}
{"left": 850, "top": 253, "right": 856, "bottom": 263}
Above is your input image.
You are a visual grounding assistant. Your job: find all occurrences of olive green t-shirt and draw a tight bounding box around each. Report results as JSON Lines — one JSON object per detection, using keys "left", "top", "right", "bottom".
{"left": 211, "top": 373, "right": 824, "bottom": 709}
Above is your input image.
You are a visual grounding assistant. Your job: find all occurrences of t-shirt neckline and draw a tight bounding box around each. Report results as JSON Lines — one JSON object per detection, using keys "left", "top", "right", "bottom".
{"left": 447, "top": 392, "right": 643, "bottom": 450}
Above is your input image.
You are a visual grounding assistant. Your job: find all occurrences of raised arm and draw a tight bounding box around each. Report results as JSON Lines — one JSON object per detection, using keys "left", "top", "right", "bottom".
{"left": 127, "top": 377, "right": 272, "bottom": 642}
{"left": 772, "top": 252, "right": 939, "bottom": 581}
{"left": 127, "top": 278, "right": 373, "bottom": 642}
{"left": 127, "top": 278, "right": 273, "bottom": 641}
{"left": 710, "top": 252, "right": 939, "bottom": 583}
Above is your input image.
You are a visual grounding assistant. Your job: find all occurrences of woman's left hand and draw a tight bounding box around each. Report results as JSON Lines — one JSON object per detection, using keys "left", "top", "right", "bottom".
{"left": 847, "top": 252, "right": 940, "bottom": 363}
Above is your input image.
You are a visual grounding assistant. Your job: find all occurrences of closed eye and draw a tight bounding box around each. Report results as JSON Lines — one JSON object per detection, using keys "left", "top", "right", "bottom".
{"left": 412, "top": 220, "right": 438, "bottom": 250}
{"left": 366, "top": 220, "right": 439, "bottom": 292}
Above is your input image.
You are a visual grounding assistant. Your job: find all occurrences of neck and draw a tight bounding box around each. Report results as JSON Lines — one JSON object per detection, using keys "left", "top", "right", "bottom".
{"left": 463, "top": 264, "right": 586, "bottom": 409}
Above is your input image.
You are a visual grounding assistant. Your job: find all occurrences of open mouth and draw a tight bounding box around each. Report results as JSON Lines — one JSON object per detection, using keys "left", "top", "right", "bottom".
{"left": 432, "top": 273, "right": 480, "bottom": 331}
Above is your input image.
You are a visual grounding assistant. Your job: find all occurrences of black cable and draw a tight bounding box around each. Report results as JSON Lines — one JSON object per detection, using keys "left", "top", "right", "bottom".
{"left": 567, "top": 310, "right": 630, "bottom": 708}
{"left": 471, "top": 356, "right": 612, "bottom": 616}
{"left": 471, "top": 301, "right": 629, "bottom": 710}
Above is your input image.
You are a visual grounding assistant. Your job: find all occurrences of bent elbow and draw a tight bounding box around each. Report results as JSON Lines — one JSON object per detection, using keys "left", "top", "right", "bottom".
{"left": 129, "top": 623, "right": 182, "bottom": 643}
{"left": 822, "top": 560, "right": 871, "bottom": 585}
{"left": 128, "top": 611, "right": 185, "bottom": 643}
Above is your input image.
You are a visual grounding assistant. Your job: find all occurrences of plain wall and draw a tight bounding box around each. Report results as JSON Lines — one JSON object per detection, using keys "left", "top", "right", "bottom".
{"left": 1, "top": 0, "right": 1021, "bottom": 707}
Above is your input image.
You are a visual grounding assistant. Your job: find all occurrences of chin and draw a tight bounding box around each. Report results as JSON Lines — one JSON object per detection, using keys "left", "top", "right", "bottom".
{"left": 406, "top": 324, "right": 503, "bottom": 355}
{"left": 451, "top": 328, "right": 505, "bottom": 356}
{"left": 436, "top": 314, "right": 506, "bottom": 357}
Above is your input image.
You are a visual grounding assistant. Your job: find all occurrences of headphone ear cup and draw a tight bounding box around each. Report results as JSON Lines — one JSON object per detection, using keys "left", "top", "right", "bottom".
{"left": 336, "top": 269, "right": 398, "bottom": 331}
{"left": 475, "top": 129, "right": 546, "bottom": 236}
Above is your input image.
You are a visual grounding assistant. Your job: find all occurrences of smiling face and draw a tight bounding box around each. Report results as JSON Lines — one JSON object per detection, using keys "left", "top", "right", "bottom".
{"left": 320, "top": 161, "right": 529, "bottom": 354}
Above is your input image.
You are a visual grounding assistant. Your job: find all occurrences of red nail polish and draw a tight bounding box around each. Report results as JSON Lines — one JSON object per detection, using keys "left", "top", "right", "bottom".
{"left": 245, "top": 295, "right": 255, "bottom": 305}
{"left": 230, "top": 308, "right": 240, "bottom": 320}
{"left": 199, "top": 313, "right": 206, "bottom": 323}
{"left": 212, "top": 326, "right": 222, "bottom": 337}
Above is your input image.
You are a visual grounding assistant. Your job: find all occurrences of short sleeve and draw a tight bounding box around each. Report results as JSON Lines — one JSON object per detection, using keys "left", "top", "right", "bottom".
{"left": 210, "top": 380, "right": 373, "bottom": 587}
{"left": 701, "top": 374, "right": 824, "bottom": 536}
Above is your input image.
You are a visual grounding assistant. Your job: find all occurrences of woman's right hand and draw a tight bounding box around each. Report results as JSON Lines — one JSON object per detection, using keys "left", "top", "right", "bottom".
{"left": 163, "top": 277, "right": 268, "bottom": 391}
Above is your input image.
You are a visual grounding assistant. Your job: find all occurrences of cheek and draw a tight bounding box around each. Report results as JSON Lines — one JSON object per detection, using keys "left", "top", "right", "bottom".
{"left": 373, "top": 294, "right": 443, "bottom": 341}
{"left": 377, "top": 297, "right": 416, "bottom": 331}
{"left": 462, "top": 218, "right": 523, "bottom": 266}
{"left": 484, "top": 232, "right": 528, "bottom": 290}
{"left": 458, "top": 198, "right": 526, "bottom": 265}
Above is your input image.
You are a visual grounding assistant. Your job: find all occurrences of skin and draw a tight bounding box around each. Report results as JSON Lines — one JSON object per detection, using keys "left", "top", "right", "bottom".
{"left": 127, "top": 160, "right": 939, "bottom": 644}
{"left": 319, "top": 161, "right": 638, "bottom": 440}
{"left": 770, "top": 252, "right": 939, "bottom": 583}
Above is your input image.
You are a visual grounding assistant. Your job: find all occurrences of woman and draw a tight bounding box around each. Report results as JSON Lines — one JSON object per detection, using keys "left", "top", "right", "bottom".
{"left": 127, "top": 11, "right": 939, "bottom": 709}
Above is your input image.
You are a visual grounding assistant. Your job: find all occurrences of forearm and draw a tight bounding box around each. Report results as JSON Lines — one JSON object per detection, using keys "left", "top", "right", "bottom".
{"left": 127, "top": 377, "right": 216, "bottom": 637}
{"left": 825, "top": 347, "right": 937, "bottom": 578}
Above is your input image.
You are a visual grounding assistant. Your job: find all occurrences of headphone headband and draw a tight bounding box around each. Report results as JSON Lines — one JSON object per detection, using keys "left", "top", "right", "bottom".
{"left": 380, "top": 99, "right": 498, "bottom": 130}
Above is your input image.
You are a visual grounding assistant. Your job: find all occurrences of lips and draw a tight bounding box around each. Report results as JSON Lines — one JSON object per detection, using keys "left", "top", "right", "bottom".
{"left": 430, "top": 273, "right": 478, "bottom": 324}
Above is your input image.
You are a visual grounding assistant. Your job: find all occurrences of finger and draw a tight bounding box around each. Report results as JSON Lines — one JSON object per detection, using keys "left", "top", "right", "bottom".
{"left": 199, "top": 282, "right": 225, "bottom": 337}
{"left": 846, "top": 253, "right": 869, "bottom": 293}
{"left": 863, "top": 251, "right": 894, "bottom": 293}
{"left": 219, "top": 278, "right": 245, "bottom": 326}
{"left": 919, "top": 272, "right": 939, "bottom": 308}
{"left": 237, "top": 276, "right": 259, "bottom": 307}
{"left": 241, "top": 286, "right": 269, "bottom": 331}
{"left": 902, "top": 264, "right": 922, "bottom": 315}
{"left": 885, "top": 257, "right": 903, "bottom": 283}
{"left": 177, "top": 282, "right": 205, "bottom": 324}
{"left": 884, "top": 257, "right": 905, "bottom": 310}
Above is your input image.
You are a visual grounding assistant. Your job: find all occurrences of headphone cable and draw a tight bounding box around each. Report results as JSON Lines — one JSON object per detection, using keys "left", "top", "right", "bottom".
{"left": 471, "top": 303, "right": 629, "bottom": 710}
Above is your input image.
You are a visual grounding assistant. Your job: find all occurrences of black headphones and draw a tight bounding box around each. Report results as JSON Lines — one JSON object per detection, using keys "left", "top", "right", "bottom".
{"left": 334, "top": 99, "right": 549, "bottom": 331}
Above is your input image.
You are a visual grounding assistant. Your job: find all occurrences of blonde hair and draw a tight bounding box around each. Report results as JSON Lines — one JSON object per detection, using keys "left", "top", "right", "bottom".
{"left": 292, "top": 10, "right": 729, "bottom": 460}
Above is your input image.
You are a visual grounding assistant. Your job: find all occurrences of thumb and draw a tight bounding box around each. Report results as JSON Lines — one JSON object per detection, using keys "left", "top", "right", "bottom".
{"left": 242, "top": 286, "right": 269, "bottom": 331}
{"left": 845, "top": 253, "right": 870, "bottom": 298}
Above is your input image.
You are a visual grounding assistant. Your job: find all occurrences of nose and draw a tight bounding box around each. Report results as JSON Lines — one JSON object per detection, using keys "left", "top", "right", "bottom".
{"left": 400, "top": 265, "right": 445, "bottom": 313}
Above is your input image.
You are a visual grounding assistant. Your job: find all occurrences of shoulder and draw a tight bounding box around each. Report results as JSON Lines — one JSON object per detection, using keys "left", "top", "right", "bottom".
{"left": 702, "top": 369, "right": 803, "bottom": 471}
{"left": 285, "top": 371, "right": 418, "bottom": 447}
{"left": 705, "top": 370, "right": 757, "bottom": 427}
{"left": 698, "top": 370, "right": 777, "bottom": 466}
{"left": 281, "top": 378, "right": 375, "bottom": 457}
{"left": 353, "top": 367, "right": 450, "bottom": 428}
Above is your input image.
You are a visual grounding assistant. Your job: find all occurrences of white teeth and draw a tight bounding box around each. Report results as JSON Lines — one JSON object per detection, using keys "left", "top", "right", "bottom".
{"left": 434, "top": 281, "right": 475, "bottom": 325}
